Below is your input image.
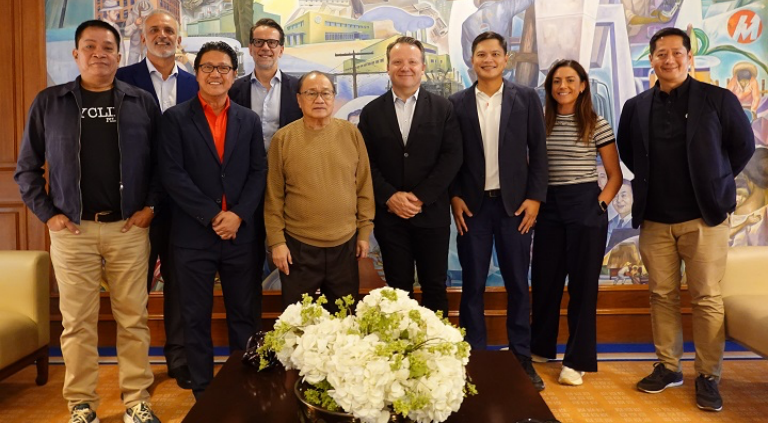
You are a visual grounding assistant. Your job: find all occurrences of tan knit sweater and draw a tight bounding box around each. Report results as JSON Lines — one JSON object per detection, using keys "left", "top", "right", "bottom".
{"left": 265, "top": 118, "right": 375, "bottom": 248}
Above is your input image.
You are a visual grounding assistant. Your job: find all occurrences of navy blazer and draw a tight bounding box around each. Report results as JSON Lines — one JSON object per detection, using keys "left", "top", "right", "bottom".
{"left": 160, "top": 97, "right": 267, "bottom": 249}
{"left": 228, "top": 70, "right": 303, "bottom": 128}
{"left": 616, "top": 78, "right": 754, "bottom": 228}
{"left": 115, "top": 58, "right": 199, "bottom": 106}
{"left": 449, "top": 80, "right": 548, "bottom": 216}
{"left": 358, "top": 89, "right": 462, "bottom": 228}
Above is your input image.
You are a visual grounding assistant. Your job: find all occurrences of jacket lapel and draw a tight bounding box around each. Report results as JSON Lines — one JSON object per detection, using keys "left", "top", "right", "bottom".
{"left": 222, "top": 106, "right": 241, "bottom": 168}
{"left": 279, "top": 71, "right": 292, "bottom": 127}
{"left": 136, "top": 59, "right": 160, "bottom": 104}
{"left": 404, "top": 90, "right": 429, "bottom": 149}
{"left": 383, "top": 90, "right": 405, "bottom": 147}
{"left": 190, "top": 98, "right": 222, "bottom": 164}
{"left": 686, "top": 79, "right": 705, "bottom": 147}
{"left": 463, "top": 86, "right": 483, "bottom": 151}
{"left": 498, "top": 81, "right": 516, "bottom": 149}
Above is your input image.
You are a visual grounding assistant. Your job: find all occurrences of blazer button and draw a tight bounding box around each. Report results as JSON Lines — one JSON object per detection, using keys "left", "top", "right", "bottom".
{"left": 404, "top": 153, "right": 409, "bottom": 158}
{"left": 216, "top": 199, "right": 222, "bottom": 204}
{"left": 221, "top": 173, "right": 225, "bottom": 178}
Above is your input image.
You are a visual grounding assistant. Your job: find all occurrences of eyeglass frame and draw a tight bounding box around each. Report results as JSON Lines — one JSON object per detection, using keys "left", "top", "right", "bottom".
{"left": 299, "top": 90, "right": 336, "bottom": 101}
{"left": 197, "top": 63, "right": 234, "bottom": 74}
{"left": 250, "top": 38, "right": 282, "bottom": 49}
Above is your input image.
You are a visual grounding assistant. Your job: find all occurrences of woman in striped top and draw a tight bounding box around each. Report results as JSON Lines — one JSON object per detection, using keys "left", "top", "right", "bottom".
{"left": 530, "top": 59, "right": 623, "bottom": 386}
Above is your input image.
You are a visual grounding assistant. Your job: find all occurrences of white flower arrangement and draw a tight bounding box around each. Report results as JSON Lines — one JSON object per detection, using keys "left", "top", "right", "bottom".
{"left": 257, "top": 287, "right": 477, "bottom": 423}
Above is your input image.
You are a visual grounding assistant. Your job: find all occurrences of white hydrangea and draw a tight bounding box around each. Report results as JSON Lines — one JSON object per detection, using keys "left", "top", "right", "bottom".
{"left": 269, "top": 287, "right": 473, "bottom": 423}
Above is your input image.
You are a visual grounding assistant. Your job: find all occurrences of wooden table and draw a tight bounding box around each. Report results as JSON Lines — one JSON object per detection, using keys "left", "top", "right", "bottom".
{"left": 184, "top": 350, "right": 557, "bottom": 423}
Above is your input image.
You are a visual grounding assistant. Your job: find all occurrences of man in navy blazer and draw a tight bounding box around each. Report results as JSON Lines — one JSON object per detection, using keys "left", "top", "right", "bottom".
{"left": 115, "top": 9, "right": 199, "bottom": 390}
{"left": 449, "top": 32, "right": 548, "bottom": 391}
{"left": 618, "top": 28, "right": 754, "bottom": 411}
{"left": 228, "top": 18, "right": 302, "bottom": 324}
{"left": 160, "top": 42, "right": 267, "bottom": 398}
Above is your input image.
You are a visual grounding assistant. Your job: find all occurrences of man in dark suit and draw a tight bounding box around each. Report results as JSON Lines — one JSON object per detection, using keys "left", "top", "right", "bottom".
{"left": 228, "top": 18, "right": 302, "bottom": 326}
{"left": 357, "top": 36, "right": 462, "bottom": 316}
{"left": 115, "top": 9, "right": 198, "bottom": 390}
{"left": 160, "top": 41, "right": 267, "bottom": 398}
{"left": 449, "top": 31, "right": 548, "bottom": 391}
{"left": 618, "top": 28, "right": 754, "bottom": 411}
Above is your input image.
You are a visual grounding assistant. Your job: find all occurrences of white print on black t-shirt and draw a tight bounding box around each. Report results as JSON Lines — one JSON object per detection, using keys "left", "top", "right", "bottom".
{"left": 81, "top": 107, "right": 116, "bottom": 123}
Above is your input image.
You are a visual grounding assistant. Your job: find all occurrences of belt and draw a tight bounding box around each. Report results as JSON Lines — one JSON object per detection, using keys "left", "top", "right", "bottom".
{"left": 81, "top": 211, "right": 122, "bottom": 223}
{"left": 485, "top": 189, "right": 501, "bottom": 198}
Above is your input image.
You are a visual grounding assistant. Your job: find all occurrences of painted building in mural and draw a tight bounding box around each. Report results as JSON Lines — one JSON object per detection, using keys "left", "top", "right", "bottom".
{"left": 44, "top": 0, "right": 768, "bottom": 291}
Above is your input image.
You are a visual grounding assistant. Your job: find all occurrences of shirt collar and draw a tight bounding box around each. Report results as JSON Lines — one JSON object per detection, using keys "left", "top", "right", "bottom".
{"left": 251, "top": 70, "right": 282, "bottom": 87}
{"left": 198, "top": 92, "right": 230, "bottom": 115}
{"left": 474, "top": 82, "right": 504, "bottom": 99}
{"left": 392, "top": 88, "right": 420, "bottom": 104}
{"left": 145, "top": 58, "right": 179, "bottom": 78}
{"left": 653, "top": 75, "right": 691, "bottom": 100}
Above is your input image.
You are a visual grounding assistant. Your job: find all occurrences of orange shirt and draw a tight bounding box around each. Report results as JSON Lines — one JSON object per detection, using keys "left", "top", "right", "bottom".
{"left": 198, "top": 93, "right": 230, "bottom": 210}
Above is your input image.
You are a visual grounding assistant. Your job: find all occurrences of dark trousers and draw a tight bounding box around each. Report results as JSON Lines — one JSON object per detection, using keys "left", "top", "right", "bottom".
{"left": 457, "top": 196, "right": 533, "bottom": 354}
{"left": 374, "top": 221, "right": 450, "bottom": 316}
{"left": 530, "top": 182, "right": 607, "bottom": 372}
{"left": 279, "top": 234, "right": 359, "bottom": 313}
{"left": 146, "top": 212, "right": 186, "bottom": 371}
{"left": 174, "top": 241, "right": 256, "bottom": 396}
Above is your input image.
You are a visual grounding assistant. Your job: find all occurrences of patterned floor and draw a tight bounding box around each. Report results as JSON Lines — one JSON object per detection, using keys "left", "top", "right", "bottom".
{"left": 0, "top": 357, "right": 766, "bottom": 422}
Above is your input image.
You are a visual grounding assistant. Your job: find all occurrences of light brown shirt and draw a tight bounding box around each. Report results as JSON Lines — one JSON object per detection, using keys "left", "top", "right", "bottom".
{"left": 265, "top": 118, "right": 375, "bottom": 248}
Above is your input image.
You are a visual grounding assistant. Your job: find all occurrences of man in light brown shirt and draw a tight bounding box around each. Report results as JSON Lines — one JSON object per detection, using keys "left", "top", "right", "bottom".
{"left": 265, "top": 71, "right": 375, "bottom": 311}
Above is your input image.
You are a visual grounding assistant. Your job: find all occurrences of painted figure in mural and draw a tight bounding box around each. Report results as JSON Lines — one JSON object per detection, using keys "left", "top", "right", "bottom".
{"left": 15, "top": 20, "right": 162, "bottom": 423}
{"left": 159, "top": 41, "right": 266, "bottom": 399}
{"left": 449, "top": 31, "right": 548, "bottom": 390}
{"left": 114, "top": 9, "right": 199, "bottom": 392}
{"left": 99, "top": 0, "right": 122, "bottom": 34}
{"left": 730, "top": 148, "right": 768, "bottom": 246}
{"left": 357, "top": 36, "right": 463, "bottom": 317}
{"left": 618, "top": 27, "right": 754, "bottom": 412}
{"left": 229, "top": 17, "right": 303, "bottom": 321}
{"left": 621, "top": 0, "right": 675, "bottom": 38}
{"left": 265, "top": 71, "right": 375, "bottom": 312}
{"left": 123, "top": 0, "right": 154, "bottom": 65}
{"left": 530, "top": 59, "right": 623, "bottom": 387}
{"left": 460, "top": 0, "right": 535, "bottom": 81}
{"left": 232, "top": 0, "right": 254, "bottom": 48}
{"left": 727, "top": 62, "right": 761, "bottom": 122}
{"left": 605, "top": 178, "right": 639, "bottom": 250}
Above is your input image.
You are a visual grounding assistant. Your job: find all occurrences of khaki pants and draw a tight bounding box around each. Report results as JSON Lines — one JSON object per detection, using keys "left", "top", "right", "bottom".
{"left": 49, "top": 220, "right": 153, "bottom": 411}
{"left": 639, "top": 218, "right": 729, "bottom": 378}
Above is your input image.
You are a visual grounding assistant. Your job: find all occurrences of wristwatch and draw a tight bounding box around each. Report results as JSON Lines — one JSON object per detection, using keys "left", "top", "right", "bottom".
{"left": 148, "top": 205, "right": 155, "bottom": 214}
{"left": 598, "top": 200, "right": 608, "bottom": 213}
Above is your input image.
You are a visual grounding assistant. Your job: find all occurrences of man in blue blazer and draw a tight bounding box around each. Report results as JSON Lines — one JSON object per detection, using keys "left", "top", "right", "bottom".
{"left": 228, "top": 18, "right": 302, "bottom": 324}
{"left": 160, "top": 42, "right": 267, "bottom": 398}
{"left": 449, "top": 32, "right": 548, "bottom": 391}
{"left": 617, "top": 28, "right": 754, "bottom": 412}
{"left": 115, "top": 9, "right": 199, "bottom": 390}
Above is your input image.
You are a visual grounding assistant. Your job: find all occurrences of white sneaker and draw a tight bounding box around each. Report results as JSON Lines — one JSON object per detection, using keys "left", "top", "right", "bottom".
{"left": 531, "top": 353, "right": 550, "bottom": 363}
{"left": 558, "top": 365, "right": 585, "bottom": 386}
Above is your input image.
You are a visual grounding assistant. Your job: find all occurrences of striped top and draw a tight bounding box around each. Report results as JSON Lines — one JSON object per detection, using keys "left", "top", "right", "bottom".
{"left": 546, "top": 114, "right": 615, "bottom": 186}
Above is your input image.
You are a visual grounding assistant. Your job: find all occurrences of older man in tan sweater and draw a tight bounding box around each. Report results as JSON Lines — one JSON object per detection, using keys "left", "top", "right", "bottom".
{"left": 265, "top": 71, "right": 375, "bottom": 310}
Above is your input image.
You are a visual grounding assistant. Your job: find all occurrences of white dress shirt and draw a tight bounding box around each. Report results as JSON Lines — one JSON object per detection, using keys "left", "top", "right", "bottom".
{"left": 393, "top": 88, "right": 419, "bottom": 145}
{"left": 475, "top": 83, "right": 504, "bottom": 190}
{"left": 250, "top": 71, "right": 282, "bottom": 151}
{"left": 146, "top": 59, "right": 178, "bottom": 112}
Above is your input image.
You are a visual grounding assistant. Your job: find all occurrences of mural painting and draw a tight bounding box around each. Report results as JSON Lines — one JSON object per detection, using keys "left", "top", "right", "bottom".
{"left": 44, "top": 0, "right": 768, "bottom": 291}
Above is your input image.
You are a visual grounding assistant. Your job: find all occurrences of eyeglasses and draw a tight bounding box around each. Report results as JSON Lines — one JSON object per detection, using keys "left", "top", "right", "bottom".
{"left": 251, "top": 38, "right": 281, "bottom": 48}
{"left": 198, "top": 64, "right": 233, "bottom": 74}
{"left": 300, "top": 90, "right": 335, "bottom": 101}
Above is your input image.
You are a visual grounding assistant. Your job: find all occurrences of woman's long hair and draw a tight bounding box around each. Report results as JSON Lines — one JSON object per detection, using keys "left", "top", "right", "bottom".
{"left": 544, "top": 59, "right": 597, "bottom": 145}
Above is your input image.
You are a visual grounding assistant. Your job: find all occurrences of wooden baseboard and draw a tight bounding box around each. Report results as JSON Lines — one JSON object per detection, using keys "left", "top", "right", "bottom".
{"left": 48, "top": 286, "right": 694, "bottom": 347}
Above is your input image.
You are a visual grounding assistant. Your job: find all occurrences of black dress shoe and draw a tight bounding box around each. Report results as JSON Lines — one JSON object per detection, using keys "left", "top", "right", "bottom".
{"left": 168, "top": 365, "right": 193, "bottom": 390}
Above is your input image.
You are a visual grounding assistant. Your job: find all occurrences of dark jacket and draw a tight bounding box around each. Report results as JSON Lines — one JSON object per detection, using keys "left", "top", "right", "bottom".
{"left": 617, "top": 78, "right": 755, "bottom": 228}
{"left": 115, "top": 58, "right": 199, "bottom": 105}
{"left": 449, "top": 80, "right": 548, "bottom": 215}
{"left": 14, "top": 77, "right": 163, "bottom": 224}
{"left": 228, "top": 70, "right": 303, "bottom": 127}
{"left": 358, "top": 89, "right": 463, "bottom": 228}
{"left": 160, "top": 96, "right": 267, "bottom": 249}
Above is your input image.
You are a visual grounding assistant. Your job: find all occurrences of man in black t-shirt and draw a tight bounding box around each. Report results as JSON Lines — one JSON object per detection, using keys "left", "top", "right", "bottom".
{"left": 15, "top": 20, "right": 163, "bottom": 423}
